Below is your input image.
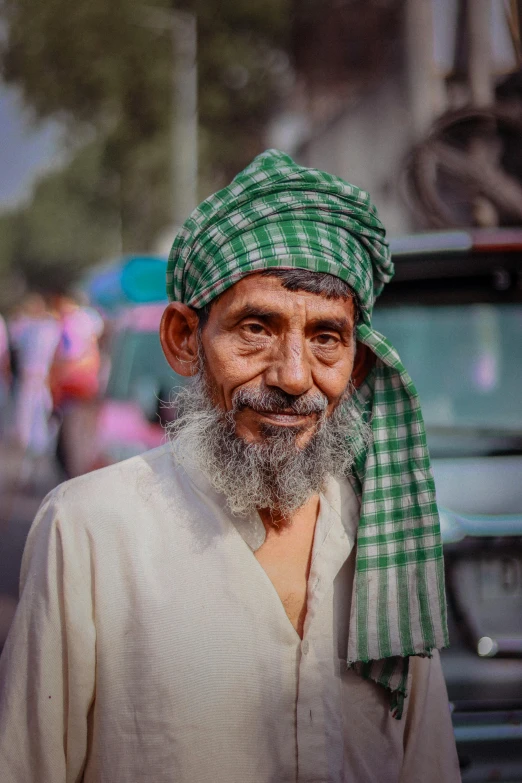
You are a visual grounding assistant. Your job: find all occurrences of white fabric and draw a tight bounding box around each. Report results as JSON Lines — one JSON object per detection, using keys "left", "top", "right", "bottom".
{"left": 0, "top": 444, "right": 461, "bottom": 782}
{"left": 9, "top": 315, "right": 61, "bottom": 453}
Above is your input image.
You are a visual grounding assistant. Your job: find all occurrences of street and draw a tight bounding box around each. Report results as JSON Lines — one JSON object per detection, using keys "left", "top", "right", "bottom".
{"left": 0, "top": 443, "right": 60, "bottom": 649}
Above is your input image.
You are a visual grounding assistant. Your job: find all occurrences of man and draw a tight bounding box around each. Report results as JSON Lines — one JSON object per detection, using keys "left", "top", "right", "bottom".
{"left": 0, "top": 151, "right": 461, "bottom": 782}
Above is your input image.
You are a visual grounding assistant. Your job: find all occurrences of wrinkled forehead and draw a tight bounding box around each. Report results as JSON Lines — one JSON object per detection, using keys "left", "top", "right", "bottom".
{"left": 200, "top": 272, "right": 357, "bottom": 328}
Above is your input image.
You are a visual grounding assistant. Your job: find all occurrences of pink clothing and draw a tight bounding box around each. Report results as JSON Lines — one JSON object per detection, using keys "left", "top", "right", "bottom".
{"left": 51, "top": 307, "right": 103, "bottom": 406}
{"left": 54, "top": 307, "right": 103, "bottom": 363}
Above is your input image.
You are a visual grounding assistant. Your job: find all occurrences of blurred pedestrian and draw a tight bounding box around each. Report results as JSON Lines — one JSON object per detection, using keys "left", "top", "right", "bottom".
{"left": 49, "top": 293, "right": 104, "bottom": 408}
{"left": 0, "top": 314, "right": 11, "bottom": 436}
{"left": 48, "top": 294, "right": 104, "bottom": 477}
{"left": 8, "top": 294, "right": 61, "bottom": 461}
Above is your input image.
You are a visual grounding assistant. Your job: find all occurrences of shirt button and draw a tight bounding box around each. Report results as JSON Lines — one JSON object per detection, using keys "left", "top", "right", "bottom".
{"left": 302, "top": 640, "right": 309, "bottom": 655}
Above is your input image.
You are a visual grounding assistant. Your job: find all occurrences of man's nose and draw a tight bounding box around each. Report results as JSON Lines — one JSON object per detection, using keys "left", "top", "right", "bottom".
{"left": 264, "top": 334, "right": 313, "bottom": 397}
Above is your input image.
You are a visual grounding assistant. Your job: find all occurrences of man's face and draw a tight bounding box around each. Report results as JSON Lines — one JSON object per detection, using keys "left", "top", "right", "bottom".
{"left": 198, "top": 274, "right": 357, "bottom": 449}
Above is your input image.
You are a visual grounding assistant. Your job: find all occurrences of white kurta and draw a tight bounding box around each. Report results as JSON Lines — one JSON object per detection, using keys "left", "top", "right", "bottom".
{"left": 0, "top": 444, "right": 460, "bottom": 782}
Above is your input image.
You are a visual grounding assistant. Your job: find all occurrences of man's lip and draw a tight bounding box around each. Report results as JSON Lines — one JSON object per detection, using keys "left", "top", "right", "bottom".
{"left": 249, "top": 409, "right": 316, "bottom": 425}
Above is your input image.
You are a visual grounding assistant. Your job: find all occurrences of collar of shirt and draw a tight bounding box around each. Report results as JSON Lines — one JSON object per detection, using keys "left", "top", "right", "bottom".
{"left": 171, "top": 445, "right": 360, "bottom": 592}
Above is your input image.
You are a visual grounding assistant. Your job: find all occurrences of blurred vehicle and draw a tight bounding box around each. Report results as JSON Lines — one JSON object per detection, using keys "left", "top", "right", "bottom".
{"left": 89, "top": 303, "right": 187, "bottom": 471}
{"left": 373, "top": 229, "right": 522, "bottom": 783}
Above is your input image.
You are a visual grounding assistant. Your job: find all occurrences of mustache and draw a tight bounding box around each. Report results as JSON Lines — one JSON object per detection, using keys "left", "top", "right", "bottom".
{"left": 232, "top": 387, "right": 329, "bottom": 416}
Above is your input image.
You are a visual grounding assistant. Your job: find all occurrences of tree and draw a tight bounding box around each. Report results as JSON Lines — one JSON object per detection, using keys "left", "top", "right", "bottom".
{"left": 0, "top": 142, "right": 123, "bottom": 301}
{"left": 1, "top": 0, "right": 291, "bottom": 252}
{"left": 188, "top": 0, "right": 291, "bottom": 181}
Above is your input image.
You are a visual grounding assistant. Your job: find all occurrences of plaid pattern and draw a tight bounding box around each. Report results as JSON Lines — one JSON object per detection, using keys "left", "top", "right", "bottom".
{"left": 348, "top": 326, "right": 448, "bottom": 716}
{"left": 167, "top": 150, "right": 448, "bottom": 718}
{"left": 167, "top": 150, "right": 392, "bottom": 318}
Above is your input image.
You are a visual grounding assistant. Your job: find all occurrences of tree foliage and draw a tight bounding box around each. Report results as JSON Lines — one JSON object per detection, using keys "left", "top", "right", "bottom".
{"left": 0, "top": 0, "right": 291, "bottom": 293}
{"left": 2, "top": 0, "right": 290, "bottom": 145}
{"left": 0, "top": 143, "right": 122, "bottom": 297}
{"left": 2, "top": 0, "right": 175, "bottom": 254}
{"left": 0, "top": 0, "right": 291, "bottom": 256}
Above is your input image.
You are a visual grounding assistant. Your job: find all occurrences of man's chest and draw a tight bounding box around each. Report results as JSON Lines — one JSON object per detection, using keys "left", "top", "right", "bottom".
{"left": 86, "top": 530, "right": 405, "bottom": 783}
{"left": 254, "top": 519, "right": 316, "bottom": 638}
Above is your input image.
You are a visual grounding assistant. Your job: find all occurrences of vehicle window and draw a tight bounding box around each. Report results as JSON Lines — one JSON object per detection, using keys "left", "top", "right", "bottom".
{"left": 106, "top": 329, "right": 187, "bottom": 402}
{"left": 372, "top": 304, "right": 522, "bottom": 451}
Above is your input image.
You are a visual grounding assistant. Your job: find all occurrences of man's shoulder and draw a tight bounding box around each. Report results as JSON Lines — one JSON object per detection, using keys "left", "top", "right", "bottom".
{"left": 58, "top": 443, "right": 174, "bottom": 497}
{"left": 47, "top": 444, "right": 183, "bottom": 529}
{"left": 22, "top": 445, "right": 210, "bottom": 585}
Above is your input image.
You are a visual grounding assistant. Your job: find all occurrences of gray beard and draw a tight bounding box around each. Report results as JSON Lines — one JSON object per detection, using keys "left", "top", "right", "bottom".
{"left": 166, "top": 373, "right": 370, "bottom": 522}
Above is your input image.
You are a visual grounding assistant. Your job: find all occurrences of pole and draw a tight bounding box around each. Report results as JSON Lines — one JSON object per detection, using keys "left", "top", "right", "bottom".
{"left": 405, "top": 0, "right": 445, "bottom": 140}
{"left": 468, "top": 0, "right": 493, "bottom": 107}
{"left": 139, "top": 7, "right": 198, "bottom": 230}
{"left": 171, "top": 11, "right": 198, "bottom": 227}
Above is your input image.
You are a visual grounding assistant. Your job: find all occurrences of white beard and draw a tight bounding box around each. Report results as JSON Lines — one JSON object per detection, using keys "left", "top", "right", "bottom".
{"left": 166, "top": 372, "right": 370, "bottom": 521}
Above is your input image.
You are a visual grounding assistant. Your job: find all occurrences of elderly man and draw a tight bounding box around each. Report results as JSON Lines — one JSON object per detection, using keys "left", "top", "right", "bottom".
{"left": 0, "top": 151, "right": 460, "bottom": 782}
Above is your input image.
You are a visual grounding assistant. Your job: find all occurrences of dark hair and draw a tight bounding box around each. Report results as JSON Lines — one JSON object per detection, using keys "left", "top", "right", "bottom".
{"left": 196, "top": 269, "right": 357, "bottom": 331}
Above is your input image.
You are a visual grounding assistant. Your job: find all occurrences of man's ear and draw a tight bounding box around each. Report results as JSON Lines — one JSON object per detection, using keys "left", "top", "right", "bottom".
{"left": 351, "top": 341, "right": 375, "bottom": 388}
{"left": 160, "top": 302, "right": 200, "bottom": 377}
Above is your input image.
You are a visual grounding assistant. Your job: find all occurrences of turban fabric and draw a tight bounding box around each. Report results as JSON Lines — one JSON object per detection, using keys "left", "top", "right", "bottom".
{"left": 167, "top": 150, "right": 448, "bottom": 718}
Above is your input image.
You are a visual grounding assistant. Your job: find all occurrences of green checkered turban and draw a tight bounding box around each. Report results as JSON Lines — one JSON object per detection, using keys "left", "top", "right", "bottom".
{"left": 167, "top": 149, "right": 448, "bottom": 718}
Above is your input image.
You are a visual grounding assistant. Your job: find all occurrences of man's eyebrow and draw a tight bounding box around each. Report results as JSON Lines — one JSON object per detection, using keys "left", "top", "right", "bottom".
{"left": 309, "top": 316, "right": 350, "bottom": 332}
{"left": 229, "top": 305, "right": 283, "bottom": 323}
{"left": 228, "top": 308, "right": 352, "bottom": 333}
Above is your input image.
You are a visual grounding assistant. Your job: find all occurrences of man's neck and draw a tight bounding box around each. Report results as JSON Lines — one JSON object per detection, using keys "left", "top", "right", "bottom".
{"left": 257, "top": 493, "right": 321, "bottom": 535}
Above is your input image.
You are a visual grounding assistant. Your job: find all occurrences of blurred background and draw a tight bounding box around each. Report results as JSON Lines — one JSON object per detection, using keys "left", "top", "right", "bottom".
{"left": 1, "top": 1, "right": 522, "bottom": 780}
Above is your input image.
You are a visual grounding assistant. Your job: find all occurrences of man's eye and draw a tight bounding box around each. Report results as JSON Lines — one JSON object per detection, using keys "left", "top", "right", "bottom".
{"left": 243, "top": 323, "right": 267, "bottom": 335}
{"left": 314, "top": 334, "right": 339, "bottom": 346}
